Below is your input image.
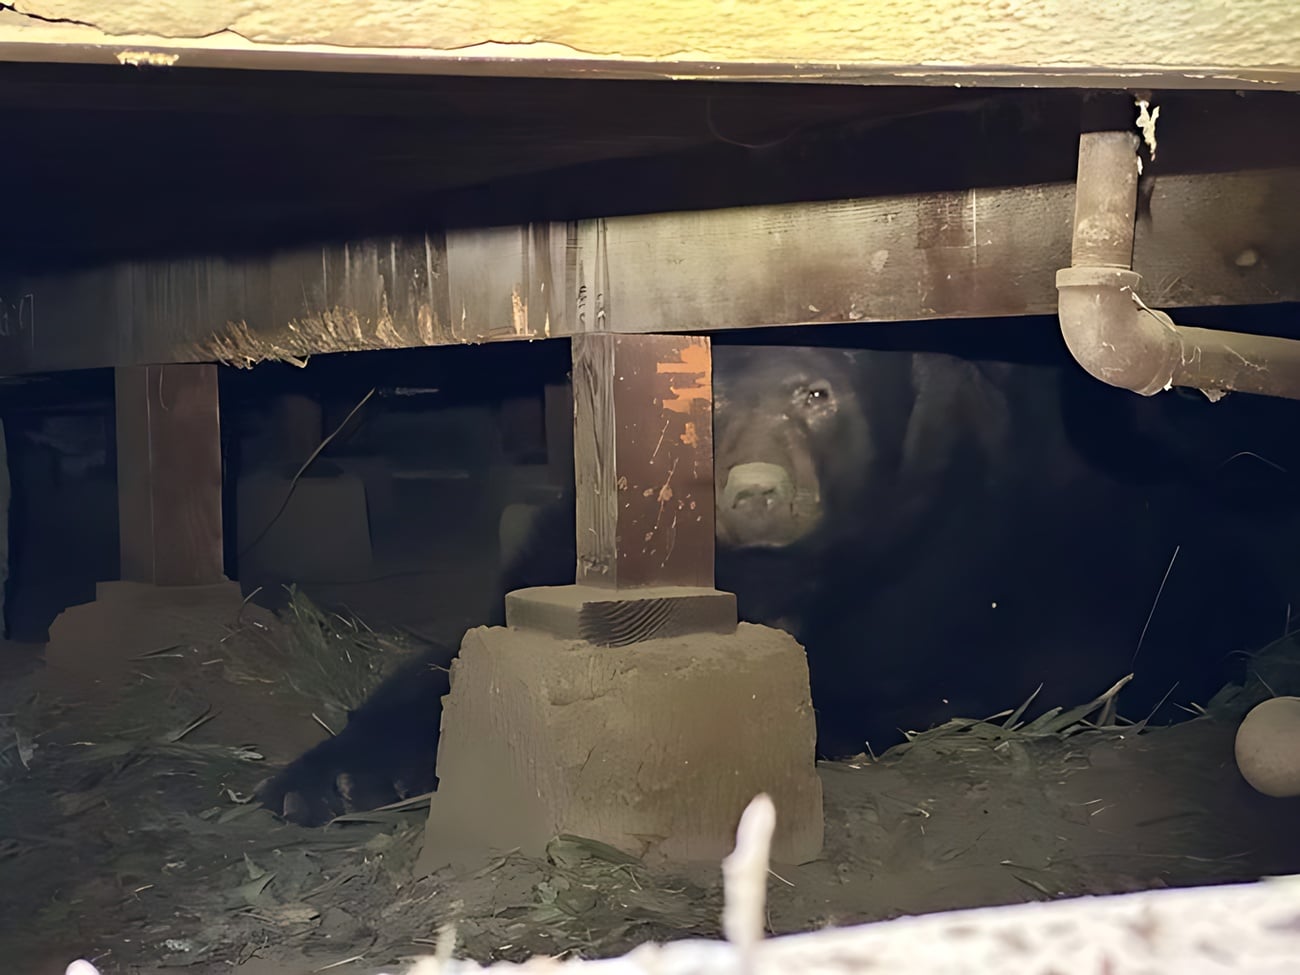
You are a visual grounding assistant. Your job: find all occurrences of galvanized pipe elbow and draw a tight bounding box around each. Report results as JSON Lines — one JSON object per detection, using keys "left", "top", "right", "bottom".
{"left": 1057, "top": 126, "right": 1300, "bottom": 402}
{"left": 1055, "top": 127, "right": 1179, "bottom": 396}
{"left": 1056, "top": 265, "right": 1181, "bottom": 397}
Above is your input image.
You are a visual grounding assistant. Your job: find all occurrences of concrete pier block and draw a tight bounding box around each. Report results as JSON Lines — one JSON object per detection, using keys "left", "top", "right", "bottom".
{"left": 419, "top": 621, "right": 824, "bottom": 871}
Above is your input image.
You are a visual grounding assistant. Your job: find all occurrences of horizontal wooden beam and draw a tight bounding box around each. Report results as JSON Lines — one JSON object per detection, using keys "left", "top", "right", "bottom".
{"left": 0, "top": 1, "right": 1295, "bottom": 90}
{"left": 0, "top": 167, "right": 1296, "bottom": 374}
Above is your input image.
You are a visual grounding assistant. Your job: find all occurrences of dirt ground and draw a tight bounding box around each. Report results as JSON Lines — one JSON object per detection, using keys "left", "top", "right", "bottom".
{"left": 2, "top": 582, "right": 1299, "bottom": 975}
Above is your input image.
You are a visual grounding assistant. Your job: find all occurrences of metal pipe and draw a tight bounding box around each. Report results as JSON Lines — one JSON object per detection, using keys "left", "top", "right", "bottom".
{"left": 1057, "top": 129, "right": 1300, "bottom": 401}
{"left": 1070, "top": 131, "right": 1140, "bottom": 268}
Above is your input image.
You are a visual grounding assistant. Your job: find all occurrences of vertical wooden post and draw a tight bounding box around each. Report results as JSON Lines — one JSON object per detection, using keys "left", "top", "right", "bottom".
{"left": 505, "top": 332, "right": 731, "bottom": 643}
{"left": 115, "top": 363, "right": 226, "bottom": 587}
{"left": 440, "top": 333, "right": 820, "bottom": 865}
{"left": 572, "top": 333, "right": 716, "bottom": 590}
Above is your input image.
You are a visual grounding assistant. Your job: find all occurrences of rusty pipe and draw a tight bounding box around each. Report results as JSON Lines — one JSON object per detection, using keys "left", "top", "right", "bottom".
{"left": 1057, "top": 129, "right": 1300, "bottom": 401}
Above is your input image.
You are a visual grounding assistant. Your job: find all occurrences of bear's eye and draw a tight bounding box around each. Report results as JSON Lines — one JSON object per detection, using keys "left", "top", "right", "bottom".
{"left": 795, "top": 382, "right": 834, "bottom": 412}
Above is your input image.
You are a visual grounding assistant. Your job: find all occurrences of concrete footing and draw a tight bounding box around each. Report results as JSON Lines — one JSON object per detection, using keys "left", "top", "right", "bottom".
{"left": 419, "top": 616, "right": 824, "bottom": 872}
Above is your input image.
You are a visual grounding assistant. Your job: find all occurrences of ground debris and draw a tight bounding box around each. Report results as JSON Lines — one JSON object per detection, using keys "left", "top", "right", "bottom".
{"left": 1207, "top": 628, "right": 1300, "bottom": 718}
{"left": 223, "top": 585, "right": 427, "bottom": 722}
{"left": 8, "top": 590, "right": 1300, "bottom": 974}
{"left": 887, "top": 672, "right": 1136, "bottom": 760}
{"left": 64, "top": 795, "right": 1300, "bottom": 975}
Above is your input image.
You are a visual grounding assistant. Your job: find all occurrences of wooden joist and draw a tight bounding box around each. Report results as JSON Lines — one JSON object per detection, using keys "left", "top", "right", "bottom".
{"left": 0, "top": 167, "right": 1294, "bottom": 374}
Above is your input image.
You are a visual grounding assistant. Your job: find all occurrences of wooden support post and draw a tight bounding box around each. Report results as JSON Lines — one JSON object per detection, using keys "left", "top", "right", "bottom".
{"left": 430, "top": 333, "right": 822, "bottom": 866}
{"left": 115, "top": 363, "right": 226, "bottom": 587}
{"left": 573, "top": 333, "right": 716, "bottom": 589}
{"left": 504, "top": 333, "right": 735, "bottom": 644}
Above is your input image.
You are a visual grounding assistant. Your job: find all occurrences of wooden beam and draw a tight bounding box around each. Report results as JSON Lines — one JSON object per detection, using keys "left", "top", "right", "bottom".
{"left": 572, "top": 334, "right": 715, "bottom": 590}
{"left": 0, "top": 167, "right": 1296, "bottom": 375}
{"left": 115, "top": 363, "right": 225, "bottom": 587}
{"left": 0, "top": 1, "right": 1294, "bottom": 90}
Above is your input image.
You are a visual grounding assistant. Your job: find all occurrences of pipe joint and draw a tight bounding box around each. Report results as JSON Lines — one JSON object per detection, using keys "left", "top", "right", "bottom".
{"left": 1056, "top": 266, "right": 1180, "bottom": 397}
{"left": 1057, "top": 126, "right": 1300, "bottom": 402}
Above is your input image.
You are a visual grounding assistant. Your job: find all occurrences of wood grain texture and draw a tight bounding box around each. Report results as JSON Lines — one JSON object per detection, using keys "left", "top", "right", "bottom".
{"left": 115, "top": 363, "right": 225, "bottom": 587}
{"left": 572, "top": 334, "right": 714, "bottom": 590}
{"left": 581, "top": 168, "right": 1300, "bottom": 333}
{"left": 2, "top": 0, "right": 1296, "bottom": 89}
{"left": 1, "top": 168, "right": 1294, "bottom": 375}
{"left": 571, "top": 333, "right": 616, "bottom": 586}
{"left": 504, "top": 585, "right": 737, "bottom": 647}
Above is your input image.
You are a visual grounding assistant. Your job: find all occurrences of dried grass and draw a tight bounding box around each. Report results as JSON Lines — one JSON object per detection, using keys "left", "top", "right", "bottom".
{"left": 885, "top": 673, "right": 1137, "bottom": 760}
{"left": 223, "top": 586, "right": 422, "bottom": 723}
{"left": 1207, "top": 629, "right": 1300, "bottom": 718}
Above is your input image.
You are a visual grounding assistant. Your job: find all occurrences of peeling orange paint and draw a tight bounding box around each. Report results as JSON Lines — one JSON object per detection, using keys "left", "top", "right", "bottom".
{"left": 658, "top": 341, "right": 712, "bottom": 414}
{"left": 681, "top": 421, "right": 698, "bottom": 446}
